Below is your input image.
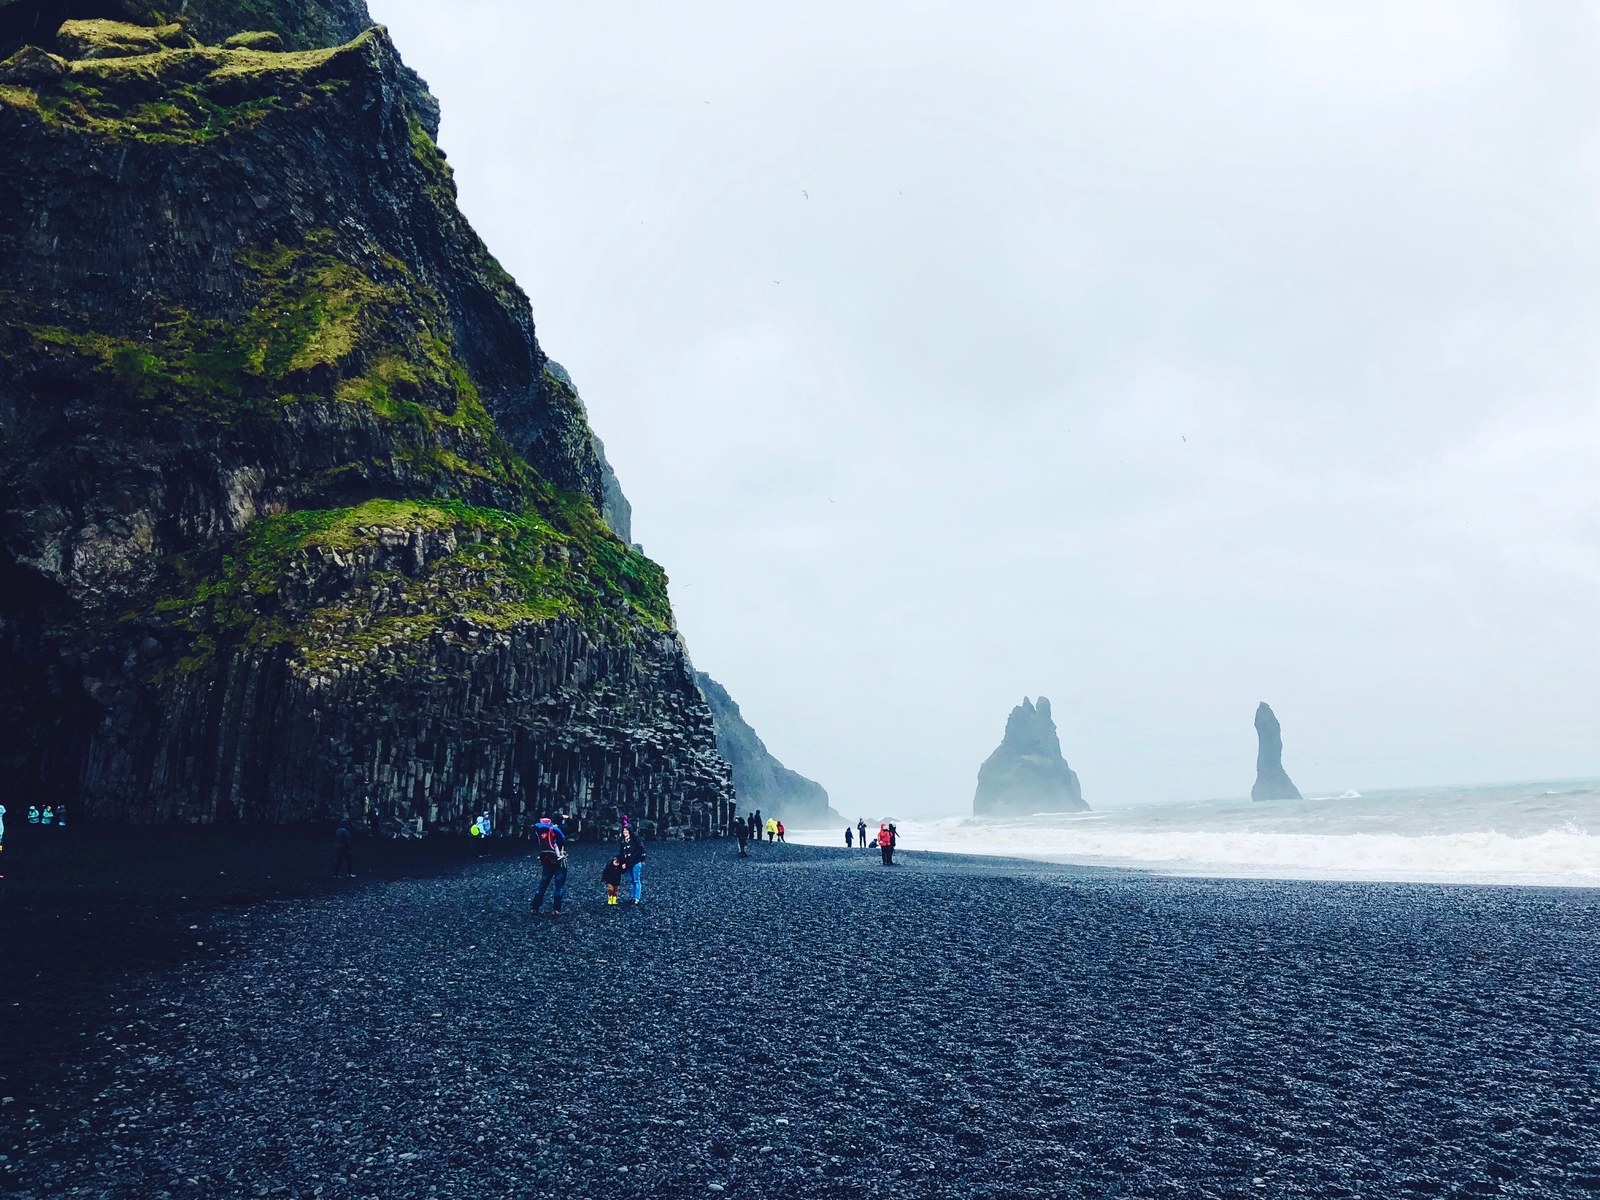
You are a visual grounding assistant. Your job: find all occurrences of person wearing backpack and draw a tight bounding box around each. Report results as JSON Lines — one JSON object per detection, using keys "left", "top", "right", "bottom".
{"left": 531, "top": 817, "right": 569, "bottom": 915}
{"left": 618, "top": 821, "right": 646, "bottom": 905}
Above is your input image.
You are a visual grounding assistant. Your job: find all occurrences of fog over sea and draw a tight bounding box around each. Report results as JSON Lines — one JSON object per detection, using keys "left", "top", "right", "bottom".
{"left": 795, "top": 780, "right": 1600, "bottom": 887}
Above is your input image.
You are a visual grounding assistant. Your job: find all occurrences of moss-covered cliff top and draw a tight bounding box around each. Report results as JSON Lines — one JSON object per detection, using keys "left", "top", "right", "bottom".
{"left": 0, "top": 22, "right": 395, "bottom": 145}
{"left": 2, "top": 2, "right": 380, "bottom": 58}
{"left": 1, "top": 9, "right": 660, "bottom": 688}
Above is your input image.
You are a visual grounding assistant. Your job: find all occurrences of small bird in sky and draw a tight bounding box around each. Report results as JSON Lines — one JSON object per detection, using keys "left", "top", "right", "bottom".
{"left": 802, "top": 189, "right": 808, "bottom": 199}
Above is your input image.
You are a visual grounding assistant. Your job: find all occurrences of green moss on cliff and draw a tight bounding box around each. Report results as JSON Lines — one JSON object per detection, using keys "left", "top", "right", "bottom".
{"left": 154, "top": 496, "right": 671, "bottom": 677}
{"left": 407, "top": 111, "right": 450, "bottom": 180}
{"left": 24, "top": 229, "right": 493, "bottom": 440}
{"left": 6, "top": 29, "right": 368, "bottom": 145}
{"left": 55, "top": 19, "right": 191, "bottom": 60}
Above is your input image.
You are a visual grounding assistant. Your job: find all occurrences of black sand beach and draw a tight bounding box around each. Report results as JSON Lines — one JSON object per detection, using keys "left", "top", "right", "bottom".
{"left": 3, "top": 831, "right": 1598, "bottom": 1199}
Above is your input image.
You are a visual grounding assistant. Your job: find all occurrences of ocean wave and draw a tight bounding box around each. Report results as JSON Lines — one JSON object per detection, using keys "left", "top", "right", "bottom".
{"left": 794, "top": 819, "right": 1600, "bottom": 886}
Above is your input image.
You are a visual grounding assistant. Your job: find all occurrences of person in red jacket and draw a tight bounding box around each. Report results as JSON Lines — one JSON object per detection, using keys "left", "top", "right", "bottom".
{"left": 877, "top": 822, "right": 894, "bottom": 866}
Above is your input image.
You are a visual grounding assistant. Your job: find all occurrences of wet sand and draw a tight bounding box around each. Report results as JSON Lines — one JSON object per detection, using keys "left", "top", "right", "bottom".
{"left": 2, "top": 831, "right": 1598, "bottom": 1198}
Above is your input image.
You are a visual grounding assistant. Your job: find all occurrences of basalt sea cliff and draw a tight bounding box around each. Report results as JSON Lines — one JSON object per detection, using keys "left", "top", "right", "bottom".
{"left": 0, "top": 5, "right": 734, "bottom": 837}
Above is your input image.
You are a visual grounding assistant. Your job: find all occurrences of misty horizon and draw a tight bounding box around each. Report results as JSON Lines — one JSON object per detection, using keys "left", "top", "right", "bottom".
{"left": 374, "top": 1, "right": 1600, "bottom": 814}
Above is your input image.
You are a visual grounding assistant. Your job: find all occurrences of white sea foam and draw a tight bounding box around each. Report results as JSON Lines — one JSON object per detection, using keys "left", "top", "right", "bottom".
{"left": 795, "top": 780, "right": 1600, "bottom": 886}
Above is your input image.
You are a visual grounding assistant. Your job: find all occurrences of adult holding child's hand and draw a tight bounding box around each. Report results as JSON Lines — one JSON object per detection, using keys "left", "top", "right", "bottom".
{"left": 618, "top": 819, "right": 647, "bottom": 905}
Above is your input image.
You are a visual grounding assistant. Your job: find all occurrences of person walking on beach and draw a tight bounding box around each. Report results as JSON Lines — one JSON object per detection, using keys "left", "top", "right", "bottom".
{"left": 618, "top": 822, "right": 647, "bottom": 905}
{"left": 776, "top": 820, "right": 786, "bottom": 844}
{"left": 333, "top": 818, "right": 355, "bottom": 878}
{"left": 877, "top": 822, "right": 893, "bottom": 866}
{"left": 735, "top": 816, "right": 750, "bottom": 857}
{"left": 765, "top": 816, "right": 777, "bottom": 844}
{"left": 531, "top": 817, "right": 568, "bottom": 915}
{"left": 845, "top": 826, "right": 853, "bottom": 849}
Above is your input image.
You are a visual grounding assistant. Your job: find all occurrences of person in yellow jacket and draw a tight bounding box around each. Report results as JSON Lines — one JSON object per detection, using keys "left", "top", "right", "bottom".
{"left": 764, "top": 816, "right": 778, "bottom": 844}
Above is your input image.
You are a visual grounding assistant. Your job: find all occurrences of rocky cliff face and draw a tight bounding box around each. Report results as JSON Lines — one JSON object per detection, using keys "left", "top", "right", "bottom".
{"left": 0, "top": 6, "right": 734, "bottom": 836}
{"left": 542, "top": 360, "right": 633, "bottom": 546}
{"left": 693, "top": 671, "right": 835, "bottom": 825}
{"left": 1250, "top": 702, "right": 1302, "bottom": 801}
{"left": 973, "top": 696, "right": 1087, "bottom": 816}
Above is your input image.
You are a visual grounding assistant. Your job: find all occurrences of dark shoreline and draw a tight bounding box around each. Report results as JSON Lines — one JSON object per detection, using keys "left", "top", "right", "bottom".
{"left": 3, "top": 830, "right": 1598, "bottom": 1198}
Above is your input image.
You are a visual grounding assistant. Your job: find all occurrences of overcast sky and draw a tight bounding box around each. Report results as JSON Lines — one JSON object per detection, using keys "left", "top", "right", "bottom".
{"left": 375, "top": 1, "right": 1599, "bottom": 813}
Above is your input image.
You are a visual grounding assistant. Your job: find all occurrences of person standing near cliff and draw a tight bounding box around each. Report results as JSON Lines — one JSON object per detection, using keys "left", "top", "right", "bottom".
{"left": 751, "top": 810, "right": 762, "bottom": 847}
{"left": 765, "top": 816, "right": 777, "bottom": 844}
{"left": 334, "top": 818, "right": 355, "bottom": 878}
{"left": 735, "top": 816, "right": 750, "bottom": 857}
{"left": 618, "top": 823, "right": 647, "bottom": 905}
{"left": 531, "top": 817, "right": 568, "bottom": 916}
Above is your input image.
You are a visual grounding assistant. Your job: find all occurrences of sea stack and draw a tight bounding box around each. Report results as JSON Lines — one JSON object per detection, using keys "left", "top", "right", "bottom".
{"left": 1251, "top": 702, "right": 1303, "bottom": 801}
{"left": 973, "top": 697, "right": 1087, "bottom": 816}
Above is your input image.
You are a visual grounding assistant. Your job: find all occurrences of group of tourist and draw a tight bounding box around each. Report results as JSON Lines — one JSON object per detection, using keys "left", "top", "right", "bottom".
{"left": 731, "top": 811, "right": 785, "bottom": 855}
{"left": 846, "top": 818, "right": 899, "bottom": 865}
{"left": 16, "top": 804, "right": 67, "bottom": 828}
{"left": 529, "top": 813, "right": 646, "bottom": 917}
{"left": 328, "top": 803, "right": 902, "bottom": 902}
{"left": 0, "top": 802, "right": 67, "bottom": 878}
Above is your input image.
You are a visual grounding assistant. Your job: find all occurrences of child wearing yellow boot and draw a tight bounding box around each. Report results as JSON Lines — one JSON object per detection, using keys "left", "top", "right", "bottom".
{"left": 602, "top": 856, "right": 625, "bottom": 905}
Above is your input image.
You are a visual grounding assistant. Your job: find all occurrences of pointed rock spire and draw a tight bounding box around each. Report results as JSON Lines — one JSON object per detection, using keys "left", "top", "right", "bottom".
{"left": 1251, "top": 702, "right": 1303, "bottom": 801}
